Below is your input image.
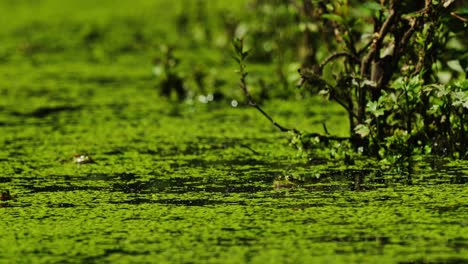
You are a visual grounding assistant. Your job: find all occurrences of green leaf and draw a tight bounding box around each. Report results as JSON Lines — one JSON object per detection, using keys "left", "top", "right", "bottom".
{"left": 232, "top": 38, "right": 243, "bottom": 53}
{"left": 231, "top": 55, "right": 241, "bottom": 64}
{"left": 354, "top": 124, "right": 370, "bottom": 138}
{"left": 447, "top": 60, "right": 464, "bottom": 73}
{"left": 367, "top": 101, "right": 384, "bottom": 117}
{"left": 451, "top": 91, "right": 468, "bottom": 109}
{"left": 392, "top": 77, "right": 405, "bottom": 89}
{"left": 322, "top": 14, "right": 344, "bottom": 24}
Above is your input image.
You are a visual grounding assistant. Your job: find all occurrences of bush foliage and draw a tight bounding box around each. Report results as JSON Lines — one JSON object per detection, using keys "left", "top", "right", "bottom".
{"left": 236, "top": 0, "right": 468, "bottom": 161}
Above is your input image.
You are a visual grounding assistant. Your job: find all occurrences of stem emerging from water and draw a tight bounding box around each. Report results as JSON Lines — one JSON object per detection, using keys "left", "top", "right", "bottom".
{"left": 233, "top": 38, "right": 300, "bottom": 135}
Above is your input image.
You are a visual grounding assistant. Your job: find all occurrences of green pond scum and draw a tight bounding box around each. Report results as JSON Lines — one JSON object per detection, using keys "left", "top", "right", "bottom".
{"left": 0, "top": 0, "right": 467, "bottom": 263}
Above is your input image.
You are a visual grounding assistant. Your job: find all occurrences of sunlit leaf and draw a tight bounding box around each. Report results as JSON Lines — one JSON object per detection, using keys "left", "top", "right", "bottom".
{"left": 451, "top": 91, "right": 468, "bottom": 108}
{"left": 367, "top": 101, "right": 384, "bottom": 117}
{"left": 322, "top": 14, "right": 344, "bottom": 24}
{"left": 354, "top": 124, "right": 370, "bottom": 138}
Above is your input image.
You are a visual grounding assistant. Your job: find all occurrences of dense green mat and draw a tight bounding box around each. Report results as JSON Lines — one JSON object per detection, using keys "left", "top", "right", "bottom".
{"left": 0, "top": 1, "right": 467, "bottom": 263}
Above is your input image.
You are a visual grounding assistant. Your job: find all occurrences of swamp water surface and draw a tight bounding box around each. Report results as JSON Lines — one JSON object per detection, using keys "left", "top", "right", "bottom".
{"left": 1, "top": 63, "right": 468, "bottom": 264}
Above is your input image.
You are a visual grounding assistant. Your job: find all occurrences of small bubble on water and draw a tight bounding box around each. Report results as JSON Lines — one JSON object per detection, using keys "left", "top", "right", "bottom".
{"left": 198, "top": 95, "right": 208, "bottom": 104}
{"left": 152, "top": 66, "right": 163, "bottom": 76}
{"left": 231, "top": 100, "right": 238, "bottom": 107}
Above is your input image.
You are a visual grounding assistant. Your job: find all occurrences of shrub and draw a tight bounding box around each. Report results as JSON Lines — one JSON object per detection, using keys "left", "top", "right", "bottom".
{"left": 235, "top": 0, "right": 468, "bottom": 161}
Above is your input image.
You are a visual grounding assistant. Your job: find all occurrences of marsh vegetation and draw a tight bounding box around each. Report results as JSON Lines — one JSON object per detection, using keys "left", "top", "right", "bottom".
{"left": 0, "top": 0, "right": 467, "bottom": 263}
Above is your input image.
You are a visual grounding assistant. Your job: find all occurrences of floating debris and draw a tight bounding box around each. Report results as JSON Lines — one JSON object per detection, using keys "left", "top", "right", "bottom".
{"left": 0, "top": 190, "right": 13, "bottom": 201}
{"left": 273, "top": 176, "right": 298, "bottom": 190}
{"left": 73, "top": 154, "right": 96, "bottom": 164}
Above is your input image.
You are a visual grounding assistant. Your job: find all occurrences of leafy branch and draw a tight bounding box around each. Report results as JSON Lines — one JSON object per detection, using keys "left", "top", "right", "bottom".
{"left": 233, "top": 38, "right": 300, "bottom": 135}
{"left": 233, "top": 38, "right": 349, "bottom": 144}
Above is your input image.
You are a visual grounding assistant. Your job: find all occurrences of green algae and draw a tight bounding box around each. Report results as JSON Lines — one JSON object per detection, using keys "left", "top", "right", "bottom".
{"left": 1, "top": 184, "right": 467, "bottom": 263}
{"left": 1, "top": 76, "right": 467, "bottom": 263}
{"left": 1, "top": 0, "right": 467, "bottom": 263}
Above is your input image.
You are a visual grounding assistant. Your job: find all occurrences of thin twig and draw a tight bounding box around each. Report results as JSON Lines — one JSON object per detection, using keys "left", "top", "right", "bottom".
{"left": 319, "top": 52, "right": 360, "bottom": 73}
{"left": 297, "top": 68, "right": 359, "bottom": 120}
{"left": 451, "top": 12, "right": 468, "bottom": 22}
{"left": 322, "top": 122, "right": 330, "bottom": 135}
{"left": 360, "top": 7, "right": 397, "bottom": 76}
{"left": 239, "top": 70, "right": 300, "bottom": 134}
{"left": 233, "top": 39, "right": 300, "bottom": 135}
{"left": 234, "top": 38, "right": 352, "bottom": 143}
{"left": 239, "top": 144, "right": 261, "bottom": 155}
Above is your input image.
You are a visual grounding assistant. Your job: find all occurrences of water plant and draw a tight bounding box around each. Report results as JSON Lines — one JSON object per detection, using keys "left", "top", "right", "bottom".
{"left": 235, "top": 0, "right": 468, "bottom": 163}
{"left": 153, "top": 45, "right": 187, "bottom": 100}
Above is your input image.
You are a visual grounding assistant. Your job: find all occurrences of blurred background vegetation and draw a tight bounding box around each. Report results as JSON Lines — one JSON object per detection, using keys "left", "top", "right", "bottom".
{"left": 1, "top": 0, "right": 465, "bottom": 98}
{"left": 0, "top": 0, "right": 467, "bottom": 160}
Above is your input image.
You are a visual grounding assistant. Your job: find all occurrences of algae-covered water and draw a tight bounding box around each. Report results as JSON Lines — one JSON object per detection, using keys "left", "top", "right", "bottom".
{"left": 1, "top": 1, "right": 467, "bottom": 263}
